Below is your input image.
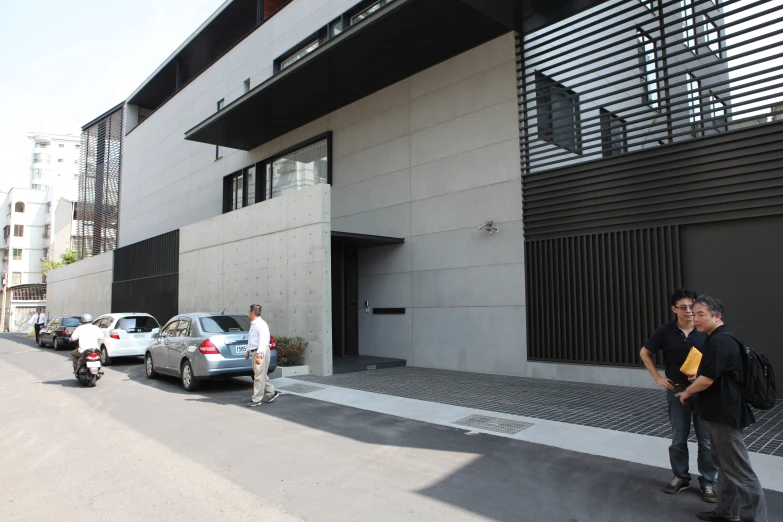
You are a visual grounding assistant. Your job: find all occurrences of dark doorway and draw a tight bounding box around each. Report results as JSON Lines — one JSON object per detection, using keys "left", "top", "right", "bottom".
{"left": 332, "top": 242, "right": 359, "bottom": 358}
{"left": 681, "top": 216, "right": 783, "bottom": 389}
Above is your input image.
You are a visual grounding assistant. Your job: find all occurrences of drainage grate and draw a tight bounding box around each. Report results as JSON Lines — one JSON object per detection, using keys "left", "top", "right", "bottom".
{"left": 454, "top": 415, "right": 534, "bottom": 435}
{"left": 278, "top": 384, "right": 325, "bottom": 394}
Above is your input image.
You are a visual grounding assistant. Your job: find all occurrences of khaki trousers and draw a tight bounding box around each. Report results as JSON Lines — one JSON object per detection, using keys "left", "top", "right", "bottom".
{"left": 251, "top": 348, "right": 275, "bottom": 404}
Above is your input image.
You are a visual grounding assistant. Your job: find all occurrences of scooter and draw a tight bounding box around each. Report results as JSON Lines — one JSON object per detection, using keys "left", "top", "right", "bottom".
{"left": 74, "top": 348, "right": 103, "bottom": 387}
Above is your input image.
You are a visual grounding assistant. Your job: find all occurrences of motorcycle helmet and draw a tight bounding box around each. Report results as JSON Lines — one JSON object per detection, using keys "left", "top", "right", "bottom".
{"left": 80, "top": 314, "right": 93, "bottom": 324}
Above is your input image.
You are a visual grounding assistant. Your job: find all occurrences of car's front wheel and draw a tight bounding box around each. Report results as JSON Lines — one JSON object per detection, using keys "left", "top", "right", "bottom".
{"left": 181, "top": 360, "right": 199, "bottom": 392}
{"left": 145, "top": 353, "right": 158, "bottom": 379}
{"left": 100, "top": 346, "right": 112, "bottom": 366}
{"left": 38, "top": 335, "right": 46, "bottom": 348}
{"left": 52, "top": 338, "right": 60, "bottom": 351}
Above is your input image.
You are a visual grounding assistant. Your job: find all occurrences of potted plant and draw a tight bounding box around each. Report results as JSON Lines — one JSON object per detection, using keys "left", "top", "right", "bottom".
{"left": 270, "top": 336, "right": 310, "bottom": 378}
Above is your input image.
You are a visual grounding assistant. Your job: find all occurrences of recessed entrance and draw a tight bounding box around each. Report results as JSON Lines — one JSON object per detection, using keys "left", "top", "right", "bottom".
{"left": 330, "top": 231, "right": 407, "bottom": 373}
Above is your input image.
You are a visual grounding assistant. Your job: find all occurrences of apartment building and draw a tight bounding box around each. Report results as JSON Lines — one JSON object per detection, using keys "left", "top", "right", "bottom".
{"left": 49, "top": 0, "right": 783, "bottom": 387}
{"left": 27, "top": 132, "right": 81, "bottom": 199}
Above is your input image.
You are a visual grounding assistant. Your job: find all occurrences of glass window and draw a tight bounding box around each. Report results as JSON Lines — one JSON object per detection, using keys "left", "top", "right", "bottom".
{"left": 75, "top": 144, "right": 81, "bottom": 148}
{"left": 330, "top": 17, "right": 343, "bottom": 37}
{"left": 35, "top": 141, "right": 49, "bottom": 148}
{"left": 637, "top": 29, "right": 659, "bottom": 110}
{"left": 58, "top": 143, "right": 65, "bottom": 148}
{"left": 12, "top": 249, "right": 22, "bottom": 261}
{"left": 709, "top": 94, "right": 728, "bottom": 132}
{"left": 44, "top": 224, "right": 50, "bottom": 237}
{"left": 33, "top": 153, "right": 50, "bottom": 164}
{"left": 600, "top": 109, "right": 627, "bottom": 158}
{"left": 687, "top": 72, "right": 702, "bottom": 136}
{"left": 13, "top": 225, "right": 23, "bottom": 237}
{"left": 246, "top": 165, "right": 256, "bottom": 205}
{"left": 11, "top": 272, "right": 21, "bottom": 285}
{"left": 32, "top": 168, "right": 46, "bottom": 180}
{"left": 43, "top": 247, "right": 48, "bottom": 259}
{"left": 271, "top": 139, "right": 329, "bottom": 198}
{"left": 62, "top": 317, "right": 81, "bottom": 327}
{"left": 704, "top": 16, "right": 720, "bottom": 57}
{"left": 280, "top": 40, "right": 320, "bottom": 70}
{"left": 216, "top": 99, "right": 225, "bottom": 160}
{"left": 175, "top": 319, "right": 192, "bottom": 337}
{"left": 32, "top": 184, "right": 48, "bottom": 191}
{"left": 45, "top": 202, "right": 51, "bottom": 213}
{"left": 351, "top": 0, "right": 392, "bottom": 24}
{"left": 161, "top": 320, "right": 179, "bottom": 337}
{"left": 116, "top": 316, "right": 159, "bottom": 333}
{"left": 535, "top": 73, "right": 582, "bottom": 153}
{"left": 681, "top": 0, "right": 696, "bottom": 50}
{"left": 57, "top": 159, "right": 64, "bottom": 163}
{"left": 14, "top": 202, "right": 24, "bottom": 213}
{"left": 227, "top": 171, "right": 244, "bottom": 211}
{"left": 200, "top": 315, "right": 251, "bottom": 333}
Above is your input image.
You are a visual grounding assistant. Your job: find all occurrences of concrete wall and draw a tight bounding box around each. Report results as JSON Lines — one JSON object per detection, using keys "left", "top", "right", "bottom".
{"left": 178, "top": 184, "right": 332, "bottom": 376}
{"left": 45, "top": 251, "right": 113, "bottom": 319}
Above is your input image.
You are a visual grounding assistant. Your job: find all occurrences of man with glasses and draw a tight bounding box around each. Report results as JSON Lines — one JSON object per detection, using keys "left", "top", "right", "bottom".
{"left": 245, "top": 304, "right": 280, "bottom": 407}
{"left": 640, "top": 289, "right": 718, "bottom": 502}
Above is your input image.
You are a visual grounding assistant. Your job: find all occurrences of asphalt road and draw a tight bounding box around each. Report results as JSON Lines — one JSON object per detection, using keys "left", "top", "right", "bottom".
{"left": 1, "top": 333, "right": 781, "bottom": 522}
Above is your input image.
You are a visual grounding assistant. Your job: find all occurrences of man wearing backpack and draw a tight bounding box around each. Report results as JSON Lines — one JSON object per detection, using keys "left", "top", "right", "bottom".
{"left": 677, "top": 295, "right": 767, "bottom": 522}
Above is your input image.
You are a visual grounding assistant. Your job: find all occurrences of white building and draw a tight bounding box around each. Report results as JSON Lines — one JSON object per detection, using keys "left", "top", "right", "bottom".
{"left": 27, "top": 132, "right": 81, "bottom": 200}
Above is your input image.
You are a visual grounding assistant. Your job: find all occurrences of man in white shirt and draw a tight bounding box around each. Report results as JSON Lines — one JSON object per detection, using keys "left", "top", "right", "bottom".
{"left": 31, "top": 308, "right": 47, "bottom": 344}
{"left": 70, "top": 314, "right": 104, "bottom": 371}
{"left": 245, "top": 304, "right": 279, "bottom": 407}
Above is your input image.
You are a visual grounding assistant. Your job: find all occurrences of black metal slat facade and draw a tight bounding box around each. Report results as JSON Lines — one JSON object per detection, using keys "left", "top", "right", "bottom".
{"left": 111, "top": 230, "right": 179, "bottom": 327}
{"left": 518, "top": 0, "right": 783, "bottom": 372}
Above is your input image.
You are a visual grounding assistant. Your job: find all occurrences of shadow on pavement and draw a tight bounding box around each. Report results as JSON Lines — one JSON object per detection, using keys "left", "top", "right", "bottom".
{"left": 39, "top": 379, "right": 81, "bottom": 388}
{"left": 3, "top": 333, "right": 782, "bottom": 522}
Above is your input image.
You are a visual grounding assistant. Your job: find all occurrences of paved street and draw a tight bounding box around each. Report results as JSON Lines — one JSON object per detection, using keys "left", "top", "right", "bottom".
{"left": 1, "top": 333, "right": 781, "bottom": 522}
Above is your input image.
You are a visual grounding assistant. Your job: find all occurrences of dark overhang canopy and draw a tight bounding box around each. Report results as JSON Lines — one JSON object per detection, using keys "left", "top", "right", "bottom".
{"left": 332, "top": 231, "right": 405, "bottom": 248}
{"left": 184, "top": 0, "right": 610, "bottom": 151}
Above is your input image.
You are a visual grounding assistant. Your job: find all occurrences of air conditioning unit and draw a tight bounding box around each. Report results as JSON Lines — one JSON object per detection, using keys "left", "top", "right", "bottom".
{"left": 42, "top": 233, "right": 50, "bottom": 239}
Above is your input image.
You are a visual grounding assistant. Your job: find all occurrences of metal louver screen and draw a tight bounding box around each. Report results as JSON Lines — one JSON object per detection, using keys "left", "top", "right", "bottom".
{"left": 75, "top": 107, "right": 123, "bottom": 259}
{"left": 526, "top": 226, "right": 682, "bottom": 365}
{"left": 518, "top": 0, "right": 783, "bottom": 174}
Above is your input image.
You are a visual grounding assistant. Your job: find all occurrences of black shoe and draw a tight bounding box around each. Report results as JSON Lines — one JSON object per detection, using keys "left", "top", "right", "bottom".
{"left": 266, "top": 391, "right": 280, "bottom": 403}
{"left": 246, "top": 401, "right": 263, "bottom": 408}
{"left": 663, "top": 476, "right": 689, "bottom": 494}
{"left": 697, "top": 510, "right": 737, "bottom": 521}
{"left": 701, "top": 485, "right": 717, "bottom": 503}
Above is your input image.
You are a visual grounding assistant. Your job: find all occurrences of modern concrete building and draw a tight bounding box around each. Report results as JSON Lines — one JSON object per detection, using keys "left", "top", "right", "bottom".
{"left": 48, "top": 0, "right": 783, "bottom": 387}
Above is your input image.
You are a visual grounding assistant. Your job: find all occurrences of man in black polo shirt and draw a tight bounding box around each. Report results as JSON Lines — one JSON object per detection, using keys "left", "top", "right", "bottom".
{"left": 677, "top": 295, "right": 767, "bottom": 522}
{"left": 640, "top": 289, "right": 717, "bottom": 501}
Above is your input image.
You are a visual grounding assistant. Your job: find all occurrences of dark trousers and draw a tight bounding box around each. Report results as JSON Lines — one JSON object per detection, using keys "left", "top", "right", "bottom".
{"left": 706, "top": 421, "right": 767, "bottom": 522}
{"left": 34, "top": 323, "right": 42, "bottom": 343}
{"left": 667, "top": 389, "right": 718, "bottom": 487}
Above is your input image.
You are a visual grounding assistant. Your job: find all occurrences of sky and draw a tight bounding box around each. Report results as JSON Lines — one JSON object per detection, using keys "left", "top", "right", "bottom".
{"left": 0, "top": 0, "right": 226, "bottom": 192}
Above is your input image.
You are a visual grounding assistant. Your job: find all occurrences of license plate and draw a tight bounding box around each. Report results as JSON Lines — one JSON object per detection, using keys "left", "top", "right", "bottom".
{"left": 86, "top": 361, "right": 101, "bottom": 368}
{"left": 235, "top": 345, "right": 247, "bottom": 354}
{"left": 134, "top": 334, "right": 146, "bottom": 338}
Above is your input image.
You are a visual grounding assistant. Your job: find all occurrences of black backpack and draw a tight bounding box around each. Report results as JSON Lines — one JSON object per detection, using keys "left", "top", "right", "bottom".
{"left": 720, "top": 334, "right": 777, "bottom": 410}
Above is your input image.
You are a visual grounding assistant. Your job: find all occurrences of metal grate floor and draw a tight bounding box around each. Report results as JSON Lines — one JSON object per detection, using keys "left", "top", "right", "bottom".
{"left": 294, "top": 367, "right": 783, "bottom": 457}
{"left": 454, "top": 414, "right": 534, "bottom": 435}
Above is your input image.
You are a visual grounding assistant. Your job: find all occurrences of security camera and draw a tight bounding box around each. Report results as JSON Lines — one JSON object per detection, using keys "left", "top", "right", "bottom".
{"left": 478, "top": 221, "right": 499, "bottom": 234}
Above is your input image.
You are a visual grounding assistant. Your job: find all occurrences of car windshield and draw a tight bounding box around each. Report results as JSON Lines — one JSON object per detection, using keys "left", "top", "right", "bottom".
{"left": 62, "top": 318, "right": 81, "bottom": 327}
{"left": 116, "top": 316, "right": 159, "bottom": 333}
{"left": 199, "top": 315, "right": 250, "bottom": 333}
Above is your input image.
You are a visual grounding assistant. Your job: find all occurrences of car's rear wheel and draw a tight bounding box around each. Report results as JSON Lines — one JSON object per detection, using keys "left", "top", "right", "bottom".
{"left": 53, "top": 338, "right": 60, "bottom": 351}
{"left": 100, "top": 346, "right": 112, "bottom": 366}
{"left": 181, "top": 360, "right": 199, "bottom": 392}
{"left": 145, "top": 353, "right": 158, "bottom": 379}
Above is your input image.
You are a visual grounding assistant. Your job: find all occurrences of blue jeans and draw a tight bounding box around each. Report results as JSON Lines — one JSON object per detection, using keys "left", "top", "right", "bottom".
{"left": 666, "top": 389, "right": 718, "bottom": 488}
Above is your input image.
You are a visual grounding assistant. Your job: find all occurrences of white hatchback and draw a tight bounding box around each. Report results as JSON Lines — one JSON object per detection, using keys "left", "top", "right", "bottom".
{"left": 93, "top": 313, "right": 161, "bottom": 365}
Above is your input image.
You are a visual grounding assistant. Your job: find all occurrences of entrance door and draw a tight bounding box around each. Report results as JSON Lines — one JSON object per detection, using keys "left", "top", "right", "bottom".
{"left": 331, "top": 242, "right": 359, "bottom": 357}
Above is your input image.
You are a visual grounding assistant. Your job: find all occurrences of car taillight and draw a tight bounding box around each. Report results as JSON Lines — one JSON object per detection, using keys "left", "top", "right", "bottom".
{"left": 269, "top": 337, "right": 276, "bottom": 350}
{"left": 110, "top": 330, "right": 121, "bottom": 340}
{"left": 199, "top": 339, "right": 219, "bottom": 354}
{"left": 86, "top": 353, "right": 100, "bottom": 360}
{"left": 62, "top": 328, "right": 68, "bottom": 336}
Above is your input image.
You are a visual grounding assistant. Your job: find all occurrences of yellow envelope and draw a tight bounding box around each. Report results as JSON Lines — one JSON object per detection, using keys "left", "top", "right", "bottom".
{"left": 680, "top": 346, "right": 702, "bottom": 375}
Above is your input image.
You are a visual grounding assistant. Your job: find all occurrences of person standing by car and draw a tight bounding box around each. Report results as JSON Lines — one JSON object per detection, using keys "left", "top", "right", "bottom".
{"left": 677, "top": 295, "right": 767, "bottom": 522}
{"left": 31, "top": 308, "right": 47, "bottom": 344}
{"left": 640, "top": 289, "right": 717, "bottom": 502}
{"left": 245, "top": 304, "right": 279, "bottom": 407}
{"left": 70, "top": 314, "right": 104, "bottom": 371}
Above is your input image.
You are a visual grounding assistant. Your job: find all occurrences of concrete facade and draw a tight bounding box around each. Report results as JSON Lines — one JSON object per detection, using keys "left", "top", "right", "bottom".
{"left": 178, "top": 184, "right": 332, "bottom": 376}
{"left": 45, "top": 251, "right": 113, "bottom": 320}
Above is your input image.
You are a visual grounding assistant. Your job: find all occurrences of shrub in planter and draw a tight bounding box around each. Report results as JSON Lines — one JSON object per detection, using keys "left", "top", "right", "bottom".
{"left": 275, "top": 336, "right": 308, "bottom": 366}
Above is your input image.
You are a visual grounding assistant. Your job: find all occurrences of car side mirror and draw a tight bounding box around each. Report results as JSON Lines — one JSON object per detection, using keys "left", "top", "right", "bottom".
{"left": 152, "top": 333, "right": 160, "bottom": 339}
{"left": 152, "top": 328, "right": 160, "bottom": 334}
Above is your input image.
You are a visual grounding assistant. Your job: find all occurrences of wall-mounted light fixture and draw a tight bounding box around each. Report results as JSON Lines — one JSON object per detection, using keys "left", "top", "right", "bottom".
{"left": 478, "top": 221, "right": 499, "bottom": 234}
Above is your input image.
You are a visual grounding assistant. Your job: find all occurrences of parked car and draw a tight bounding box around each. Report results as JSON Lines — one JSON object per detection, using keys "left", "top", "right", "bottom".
{"left": 38, "top": 316, "right": 82, "bottom": 351}
{"left": 92, "top": 313, "right": 161, "bottom": 365}
{"left": 144, "top": 313, "right": 278, "bottom": 391}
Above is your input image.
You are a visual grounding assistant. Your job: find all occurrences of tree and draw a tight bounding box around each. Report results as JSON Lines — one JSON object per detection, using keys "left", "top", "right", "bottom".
{"left": 41, "top": 249, "right": 77, "bottom": 276}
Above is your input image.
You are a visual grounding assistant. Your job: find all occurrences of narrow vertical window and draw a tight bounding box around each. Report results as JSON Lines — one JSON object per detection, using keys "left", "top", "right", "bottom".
{"left": 704, "top": 16, "right": 720, "bottom": 58}
{"left": 216, "top": 99, "right": 225, "bottom": 160}
{"left": 681, "top": 0, "right": 696, "bottom": 49}
{"left": 638, "top": 29, "right": 659, "bottom": 109}
{"left": 687, "top": 72, "right": 702, "bottom": 136}
{"left": 535, "top": 73, "right": 582, "bottom": 153}
{"left": 600, "top": 109, "right": 628, "bottom": 157}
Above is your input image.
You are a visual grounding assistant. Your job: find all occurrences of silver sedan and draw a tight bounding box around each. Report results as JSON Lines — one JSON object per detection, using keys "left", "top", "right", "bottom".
{"left": 144, "top": 313, "right": 278, "bottom": 391}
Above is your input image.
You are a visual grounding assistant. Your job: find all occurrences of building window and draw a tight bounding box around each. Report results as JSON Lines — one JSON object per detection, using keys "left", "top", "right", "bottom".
{"left": 215, "top": 99, "right": 225, "bottom": 160}
{"left": 43, "top": 247, "right": 49, "bottom": 259}
{"left": 12, "top": 249, "right": 22, "bottom": 261}
{"left": 57, "top": 159, "right": 64, "bottom": 163}
{"left": 12, "top": 272, "right": 21, "bottom": 286}
{"left": 226, "top": 171, "right": 244, "bottom": 211}
{"left": 14, "top": 202, "right": 24, "bottom": 213}
{"left": 600, "top": 109, "right": 627, "bottom": 157}
{"left": 329, "top": 17, "right": 344, "bottom": 37}
{"left": 704, "top": 16, "right": 720, "bottom": 58}
{"left": 14, "top": 225, "right": 24, "bottom": 237}
{"left": 32, "top": 184, "right": 48, "bottom": 191}
{"left": 44, "top": 224, "right": 51, "bottom": 238}
{"left": 681, "top": 0, "right": 696, "bottom": 50}
{"left": 35, "top": 141, "right": 49, "bottom": 148}
{"left": 32, "top": 168, "right": 46, "bottom": 180}
{"left": 280, "top": 39, "right": 320, "bottom": 70}
{"left": 58, "top": 143, "right": 65, "bottom": 148}
{"left": 687, "top": 72, "right": 702, "bottom": 136}
{"left": 351, "top": 0, "right": 392, "bottom": 24}
{"left": 33, "top": 153, "right": 50, "bottom": 164}
{"left": 244, "top": 78, "right": 251, "bottom": 93}
{"left": 640, "top": 0, "right": 657, "bottom": 10}
{"left": 637, "top": 29, "right": 659, "bottom": 110}
{"left": 708, "top": 94, "right": 728, "bottom": 131}
{"left": 535, "top": 73, "right": 582, "bottom": 153}
{"left": 75, "top": 144, "right": 81, "bottom": 148}
{"left": 46, "top": 202, "right": 51, "bottom": 213}
{"left": 269, "top": 136, "right": 329, "bottom": 199}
